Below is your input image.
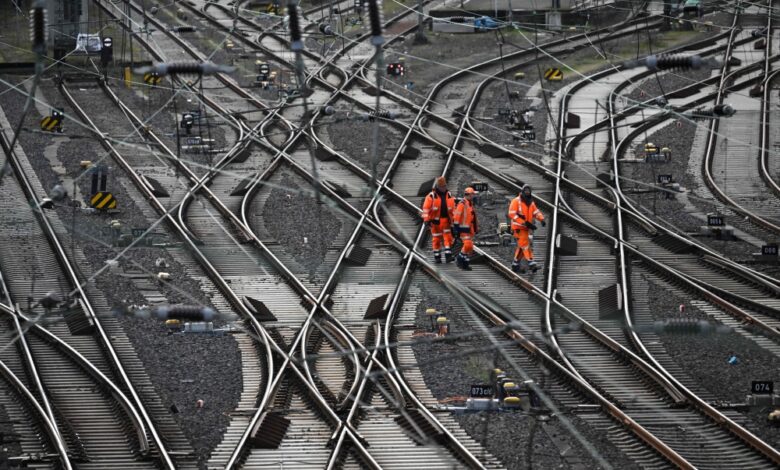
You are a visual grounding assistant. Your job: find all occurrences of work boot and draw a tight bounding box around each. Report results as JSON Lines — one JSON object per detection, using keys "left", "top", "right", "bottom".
{"left": 434, "top": 255, "right": 442, "bottom": 264}
{"left": 511, "top": 260, "right": 521, "bottom": 273}
{"left": 445, "top": 251, "right": 454, "bottom": 263}
{"left": 461, "top": 256, "right": 472, "bottom": 271}
{"left": 456, "top": 254, "right": 465, "bottom": 269}
{"left": 528, "top": 261, "right": 539, "bottom": 273}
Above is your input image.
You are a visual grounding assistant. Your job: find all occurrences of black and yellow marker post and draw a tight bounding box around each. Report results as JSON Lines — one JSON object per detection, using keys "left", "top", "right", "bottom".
{"left": 144, "top": 72, "right": 162, "bottom": 86}
{"left": 90, "top": 191, "right": 117, "bottom": 210}
{"left": 543, "top": 68, "right": 563, "bottom": 81}
{"left": 40, "top": 110, "right": 63, "bottom": 132}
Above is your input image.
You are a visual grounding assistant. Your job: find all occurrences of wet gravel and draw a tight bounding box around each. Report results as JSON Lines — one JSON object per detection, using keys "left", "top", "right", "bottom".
{"left": 644, "top": 280, "right": 780, "bottom": 448}
{"left": 118, "top": 314, "right": 242, "bottom": 468}
{"left": 324, "top": 107, "right": 404, "bottom": 176}
{"left": 620, "top": 114, "right": 776, "bottom": 262}
{"left": 262, "top": 172, "right": 343, "bottom": 279}
{"left": 473, "top": 67, "right": 552, "bottom": 155}
{"left": 0, "top": 400, "right": 22, "bottom": 464}
{"left": 626, "top": 67, "right": 714, "bottom": 104}
{"left": 410, "top": 282, "right": 637, "bottom": 469}
{"left": 0, "top": 77, "right": 242, "bottom": 467}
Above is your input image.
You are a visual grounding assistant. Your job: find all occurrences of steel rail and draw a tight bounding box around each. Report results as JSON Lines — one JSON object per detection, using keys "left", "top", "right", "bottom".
{"left": 154, "top": 3, "right": 496, "bottom": 466}
{"left": 60, "top": 79, "right": 384, "bottom": 469}
{"left": 0, "top": 307, "right": 71, "bottom": 468}
{"left": 106, "top": 2, "right": 748, "bottom": 466}
{"left": 0, "top": 102, "right": 158, "bottom": 462}
{"left": 183, "top": 7, "right": 756, "bottom": 466}
{"left": 0, "top": 352, "right": 71, "bottom": 469}
{"left": 109, "top": 7, "right": 434, "bottom": 466}
{"left": 562, "top": 4, "right": 780, "bottom": 465}
{"left": 0, "top": 258, "right": 66, "bottom": 448}
{"left": 89, "top": 7, "right": 402, "bottom": 465}
{"left": 448, "top": 23, "right": 780, "bottom": 290}
{"left": 758, "top": 3, "right": 780, "bottom": 198}
{"left": 85, "top": 7, "right": 415, "bottom": 464}
{"left": 702, "top": 2, "right": 780, "bottom": 234}
{"left": 177, "top": 2, "right": 780, "bottom": 466}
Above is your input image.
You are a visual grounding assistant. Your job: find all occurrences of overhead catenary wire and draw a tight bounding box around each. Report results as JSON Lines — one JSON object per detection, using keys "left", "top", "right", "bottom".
{"left": 6, "top": 0, "right": 772, "bottom": 438}
{"left": 0, "top": 0, "right": 47, "bottom": 185}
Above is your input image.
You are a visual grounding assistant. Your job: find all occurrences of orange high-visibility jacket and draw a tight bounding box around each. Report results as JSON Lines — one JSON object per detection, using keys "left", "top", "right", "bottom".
{"left": 508, "top": 196, "right": 544, "bottom": 231}
{"left": 453, "top": 198, "right": 478, "bottom": 233}
{"left": 421, "top": 190, "right": 456, "bottom": 222}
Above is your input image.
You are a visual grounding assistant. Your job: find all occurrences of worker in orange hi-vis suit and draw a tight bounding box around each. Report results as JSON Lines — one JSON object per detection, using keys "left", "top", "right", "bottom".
{"left": 508, "top": 185, "right": 545, "bottom": 273}
{"left": 421, "top": 176, "right": 456, "bottom": 263}
{"left": 453, "top": 187, "right": 479, "bottom": 271}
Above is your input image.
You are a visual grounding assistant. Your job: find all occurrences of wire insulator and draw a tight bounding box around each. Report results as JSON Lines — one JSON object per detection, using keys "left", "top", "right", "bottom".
{"left": 366, "top": 0, "right": 384, "bottom": 45}
{"left": 688, "top": 104, "right": 736, "bottom": 120}
{"left": 713, "top": 103, "right": 736, "bottom": 116}
{"left": 140, "top": 61, "right": 233, "bottom": 76}
{"left": 287, "top": 3, "right": 303, "bottom": 50}
{"left": 645, "top": 54, "right": 703, "bottom": 71}
{"left": 30, "top": 0, "right": 47, "bottom": 55}
{"left": 319, "top": 23, "right": 333, "bottom": 35}
{"left": 647, "top": 318, "right": 730, "bottom": 335}
{"left": 153, "top": 305, "right": 217, "bottom": 321}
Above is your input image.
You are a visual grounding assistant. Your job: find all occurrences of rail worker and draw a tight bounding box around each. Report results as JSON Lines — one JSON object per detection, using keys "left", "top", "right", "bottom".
{"left": 508, "top": 185, "right": 545, "bottom": 273}
{"left": 453, "top": 187, "right": 479, "bottom": 271}
{"left": 421, "top": 176, "right": 456, "bottom": 263}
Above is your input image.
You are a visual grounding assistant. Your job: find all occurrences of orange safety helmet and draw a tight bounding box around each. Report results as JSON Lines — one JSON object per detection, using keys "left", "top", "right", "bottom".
{"left": 464, "top": 187, "right": 477, "bottom": 195}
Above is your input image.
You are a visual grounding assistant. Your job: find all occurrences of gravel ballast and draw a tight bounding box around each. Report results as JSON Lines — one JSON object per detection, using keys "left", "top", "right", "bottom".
{"left": 644, "top": 280, "right": 780, "bottom": 448}
{"left": 409, "top": 281, "right": 638, "bottom": 469}
{"left": 0, "top": 76, "right": 243, "bottom": 468}
{"left": 262, "top": 172, "right": 344, "bottom": 279}
{"left": 324, "top": 109, "right": 404, "bottom": 176}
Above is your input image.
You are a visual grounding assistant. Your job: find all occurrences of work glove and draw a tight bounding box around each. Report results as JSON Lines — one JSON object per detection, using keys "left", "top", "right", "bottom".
{"left": 524, "top": 221, "right": 537, "bottom": 231}
{"left": 540, "top": 220, "right": 546, "bottom": 227}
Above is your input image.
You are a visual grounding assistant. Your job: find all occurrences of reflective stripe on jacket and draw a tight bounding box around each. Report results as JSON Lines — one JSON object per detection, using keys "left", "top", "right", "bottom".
{"left": 453, "top": 198, "right": 478, "bottom": 233}
{"left": 508, "top": 196, "right": 544, "bottom": 231}
{"left": 421, "top": 190, "right": 455, "bottom": 222}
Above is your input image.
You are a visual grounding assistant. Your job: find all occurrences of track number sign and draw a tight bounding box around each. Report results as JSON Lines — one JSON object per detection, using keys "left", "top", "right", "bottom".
{"left": 762, "top": 244, "right": 778, "bottom": 256}
{"left": 752, "top": 381, "right": 774, "bottom": 395}
{"left": 469, "top": 384, "right": 494, "bottom": 398}
{"left": 707, "top": 215, "right": 724, "bottom": 226}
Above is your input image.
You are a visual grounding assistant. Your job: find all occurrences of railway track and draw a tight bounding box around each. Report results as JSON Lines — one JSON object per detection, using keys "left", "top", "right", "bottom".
{"left": 102, "top": 0, "right": 688, "bottom": 466}
{"left": 703, "top": 0, "right": 780, "bottom": 234}
{"left": 542, "top": 2, "right": 780, "bottom": 466}
{"left": 165, "top": 0, "right": 780, "bottom": 464}
{"left": 0, "top": 275, "right": 69, "bottom": 468}
{"left": 0, "top": 97, "right": 174, "bottom": 468}
{"left": 5, "top": 0, "right": 776, "bottom": 467}
{"left": 74, "top": 1, "right": 497, "bottom": 468}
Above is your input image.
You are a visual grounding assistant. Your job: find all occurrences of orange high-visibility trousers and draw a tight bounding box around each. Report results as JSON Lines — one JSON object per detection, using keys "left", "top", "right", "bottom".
{"left": 514, "top": 229, "right": 533, "bottom": 261}
{"left": 430, "top": 218, "right": 454, "bottom": 255}
{"left": 460, "top": 229, "right": 475, "bottom": 256}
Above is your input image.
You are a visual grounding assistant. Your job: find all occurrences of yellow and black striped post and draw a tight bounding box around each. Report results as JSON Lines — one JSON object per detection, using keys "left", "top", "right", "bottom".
{"left": 144, "top": 72, "right": 162, "bottom": 86}
{"left": 543, "top": 68, "right": 563, "bottom": 81}
{"left": 90, "top": 192, "right": 117, "bottom": 210}
{"left": 40, "top": 115, "right": 62, "bottom": 132}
